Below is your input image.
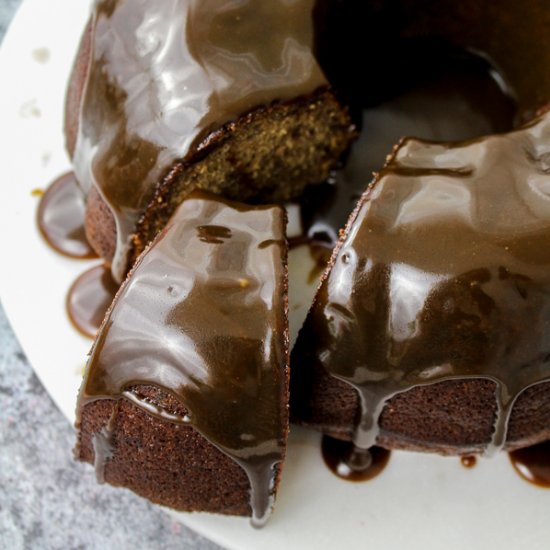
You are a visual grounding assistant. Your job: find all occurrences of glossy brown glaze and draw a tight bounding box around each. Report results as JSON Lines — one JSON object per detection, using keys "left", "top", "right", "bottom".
{"left": 66, "top": 265, "right": 119, "bottom": 338}
{"left": 293, "top": 112, "right": 550, "bottom": 456}
{"left": 73, "top": 0, "right": 325, "bottom": 280}
{"left": 509, "top": 441, "right": 550, "bottom": 488}
{"left": 321, "top": 435, "right": 390, "bottom": 482}
{"left": 37, "top": 172, "right": 96, "bottom": 259}
{"left": 77, "top": 193, "right": 288, "bottom": 525}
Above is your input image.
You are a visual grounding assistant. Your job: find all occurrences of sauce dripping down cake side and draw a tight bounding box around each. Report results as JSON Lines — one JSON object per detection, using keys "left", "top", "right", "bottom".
{"left": 75, "top": 193, "right": 289, "bottom": 527}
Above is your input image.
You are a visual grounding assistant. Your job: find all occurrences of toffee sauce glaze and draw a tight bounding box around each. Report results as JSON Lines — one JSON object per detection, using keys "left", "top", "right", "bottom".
{"left": 509, "top": 441, "right": 550, "bottom": 488}
{"left": 77, "top": 194, "right": 289, "bottom": 526}
{"left": 37, "top": 173, "right": 118, "bottom": 340}
{"left": 37, "top": 0, "right": 550, "bottom": 500}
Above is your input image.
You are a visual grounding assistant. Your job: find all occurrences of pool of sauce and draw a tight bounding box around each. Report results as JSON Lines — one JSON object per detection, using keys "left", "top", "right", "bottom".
{"left": 509, "top": 441, "right": 550, "bottom": 488}
{"left": 66, "top": 265, "right": 119, "bottom": 338}
{"left": 38, "top": 173, "right": 118, "bottom": 340}
{"left": 460, "top": 456, "right": 477, "bottom": 469}
{"left": 37, "top": 172, "right": 96, "bottom": 259}
{"left": 322, "top": 435, "right": 391, "bottom": 482}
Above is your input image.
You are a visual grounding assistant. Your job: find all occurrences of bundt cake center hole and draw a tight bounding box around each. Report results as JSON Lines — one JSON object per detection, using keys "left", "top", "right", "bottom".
{"left": 301, "top": 40, "right": 517, "bottom": 247}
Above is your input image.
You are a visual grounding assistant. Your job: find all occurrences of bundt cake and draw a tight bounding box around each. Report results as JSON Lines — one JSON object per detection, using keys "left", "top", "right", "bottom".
{"left": 62, "top": 0, "right": 550, "bottom": 523}
{"left": 65, "top": 0, "right": 355, "bottom": 281}
{"left": 75, "top": 192, "right": 289, "bottom": 525}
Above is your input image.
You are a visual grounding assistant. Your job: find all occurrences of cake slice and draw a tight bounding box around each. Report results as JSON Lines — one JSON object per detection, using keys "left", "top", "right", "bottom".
{"left": 291, "top": 113, "right": 550, "bottom": 457}
{"left": 75, "top": 192, "right": 289, "bottom": 525}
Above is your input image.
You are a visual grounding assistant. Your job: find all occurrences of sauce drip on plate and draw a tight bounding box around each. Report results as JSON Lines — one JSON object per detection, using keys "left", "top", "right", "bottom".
{"left": 66, "top": 265, "right": 119, "bottom": 338}
{"left": 509, "top": 441, "right": 550, "bottom": 488}
{"left": 37, "top": 172, "right": 96, "bottom": 259}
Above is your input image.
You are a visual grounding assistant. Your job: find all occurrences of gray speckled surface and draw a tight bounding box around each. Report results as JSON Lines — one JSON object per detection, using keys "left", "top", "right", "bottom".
{"left": 0, "top": 2, "right": 220, "bottom": 548}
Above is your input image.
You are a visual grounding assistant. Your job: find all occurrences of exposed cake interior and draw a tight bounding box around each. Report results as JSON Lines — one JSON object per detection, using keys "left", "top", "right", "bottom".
{"left": 76, "top": 192, "right": 289, "bottom": 525}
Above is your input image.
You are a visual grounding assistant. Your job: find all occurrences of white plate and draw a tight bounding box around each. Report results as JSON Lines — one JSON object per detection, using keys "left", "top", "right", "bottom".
{"left": 1, "top": 1, "right": 549, "bottom": 549}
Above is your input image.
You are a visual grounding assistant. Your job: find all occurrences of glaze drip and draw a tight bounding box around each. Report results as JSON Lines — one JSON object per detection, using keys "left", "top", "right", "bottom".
{"left": 92, "top": 404, "right": 118, "bottom": 484}
{"left": 78, "top": 193, "right": 288, "bottom": 523}
{"left": 321, "top": 436, "right": 391, "bottom": 482}
{"left": 74, "top": 0, "right": 325, "bottom": 280}
{"left": 509, "top": 441, "right": 550, "bottom": 488}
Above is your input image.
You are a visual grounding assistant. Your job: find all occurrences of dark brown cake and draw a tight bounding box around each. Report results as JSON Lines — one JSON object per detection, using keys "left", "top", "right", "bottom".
{"left": 76, "top": 192, "right": 289, "bottom": 524}
{"left": 65, "top": 0, "right": 355, "bottom": 281}
{"left": 291, "top": 114, "right": 550, "bottom": 456}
